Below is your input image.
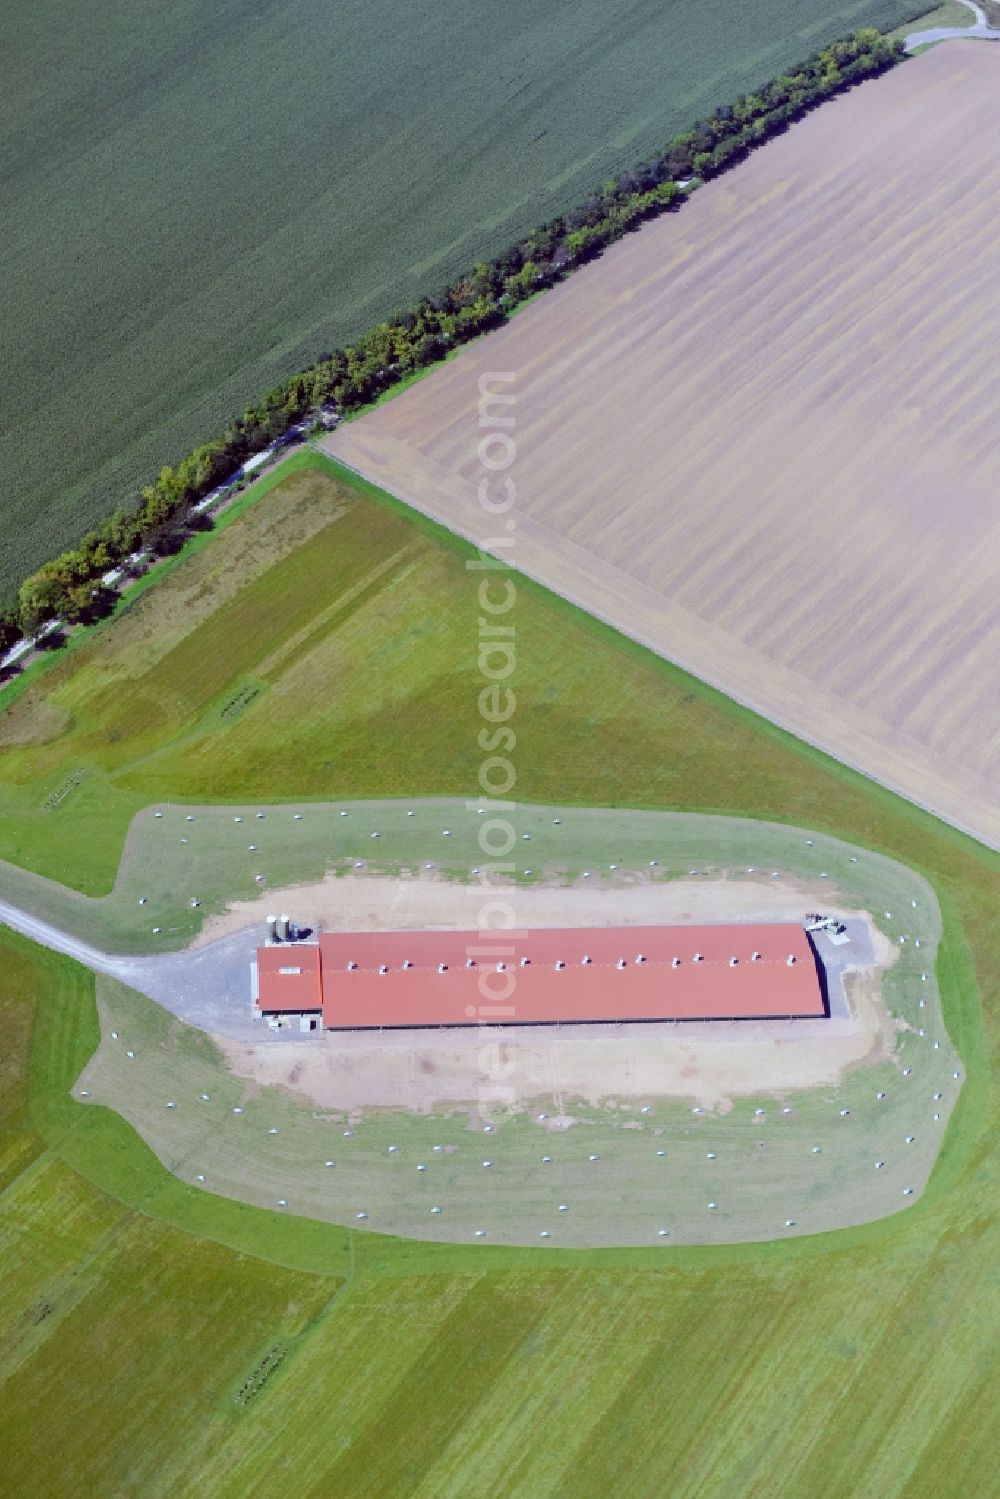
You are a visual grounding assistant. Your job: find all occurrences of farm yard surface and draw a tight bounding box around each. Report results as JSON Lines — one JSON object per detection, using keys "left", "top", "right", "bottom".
{"left": 0, "top": 777, "right": 957, "bottom": 1247}
{"left": 0, "top": 0, "right": 929, "bottom": 600}
{"left": 37, "top": 804, "right": 953, "bottom": 1247}
{"left": 77, "top": 863, "right": 955, "bottom": 1249}
{"left": 327, "top": 44, "right": 1000, "bottom": 850}
{"left": 221, "top": 910, "right": 886, "bottom": 1112}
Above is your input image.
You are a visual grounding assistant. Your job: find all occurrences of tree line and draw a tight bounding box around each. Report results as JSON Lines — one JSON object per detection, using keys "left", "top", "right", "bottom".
{"left": 0, "top": 29, "right": 902, "bottom": 661}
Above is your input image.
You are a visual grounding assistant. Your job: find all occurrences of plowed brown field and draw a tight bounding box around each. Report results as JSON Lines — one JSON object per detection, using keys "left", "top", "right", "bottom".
{"left": 327, "top": 45, "right": 1000, "bottom": 847}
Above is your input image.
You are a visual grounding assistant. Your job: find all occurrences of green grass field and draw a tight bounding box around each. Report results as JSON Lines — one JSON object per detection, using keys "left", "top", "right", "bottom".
{"left": 0, "top": 456, "right": 997, "bottom": 1492}
{"left": 0, "top": 925, "right": 995, "bottom": 1495}
{"left": 0, "top": 934, "right": 341, "bottom": 1493}
{"left": 0, "top": 0, "right": 932, "bottom": 600}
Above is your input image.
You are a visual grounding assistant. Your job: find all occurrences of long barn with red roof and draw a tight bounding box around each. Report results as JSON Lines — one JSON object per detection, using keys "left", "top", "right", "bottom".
{"left": 252, "top": 923, "right": 826, "bottom": 1032}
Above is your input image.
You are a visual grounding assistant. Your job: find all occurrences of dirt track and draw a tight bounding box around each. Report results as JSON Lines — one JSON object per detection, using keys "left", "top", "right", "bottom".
{"left": 195, "top": 869, "right": 833, "bottom": 946}
{"left": 327, "top": 45, "right": 1000, "bottom": 848}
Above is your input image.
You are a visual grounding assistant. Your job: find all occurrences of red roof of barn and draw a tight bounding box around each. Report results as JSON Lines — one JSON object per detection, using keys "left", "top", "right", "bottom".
{"left": 257, "top": 923, "right": 822, "bottom": 1029}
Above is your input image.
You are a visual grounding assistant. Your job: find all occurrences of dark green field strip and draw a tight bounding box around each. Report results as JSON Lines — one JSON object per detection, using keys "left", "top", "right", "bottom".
{"left": 0, "top": 0, "right": 930, "bottom": 598}
{"left": 0, "top": 1210, "right": 334, "bottom": 1496}
{"left": 311, "top": 1276, "right": 554, "bottom": 1498}
{"left": 0, "top": 928, "right": 342, "bottom": 1495}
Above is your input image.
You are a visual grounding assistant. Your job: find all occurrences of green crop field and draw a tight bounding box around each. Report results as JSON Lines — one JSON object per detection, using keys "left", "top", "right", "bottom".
{"left": 0, "top": 455, "right": 996, "bottom": 1491}
{"left": 0, "top": 0, "right": 931, "bottom": 601}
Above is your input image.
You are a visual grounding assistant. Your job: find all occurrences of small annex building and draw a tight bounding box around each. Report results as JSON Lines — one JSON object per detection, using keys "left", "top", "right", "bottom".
{"left": 252, "top": 923, "right": 825, "bottom": 1031}
{"left": 252, "top": 945, "right": 324, "bottom": 1031}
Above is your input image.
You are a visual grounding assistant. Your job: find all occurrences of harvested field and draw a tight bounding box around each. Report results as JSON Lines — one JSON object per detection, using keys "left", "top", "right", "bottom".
{"left": 328, "top": 45, "right": 1000, "bottom": 848}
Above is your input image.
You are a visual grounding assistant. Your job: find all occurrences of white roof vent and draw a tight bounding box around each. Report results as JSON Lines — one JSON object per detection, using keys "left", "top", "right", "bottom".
{"left": 787, "top": 954, "right": 796, "bottom": 966}
{"left": 555, "top": 960, "right": 565, "bottom": 970}
{"left": 693, "top": 952, "right": 703, "bottom": 963}
{"left": 438, "top": 962, "right": 448, "bottom": 973}
{"left": 616, "top": 958, "right": 626, "bottom": 970}
{"left": 671, "top": 957, "right": 680, "bottom": 969}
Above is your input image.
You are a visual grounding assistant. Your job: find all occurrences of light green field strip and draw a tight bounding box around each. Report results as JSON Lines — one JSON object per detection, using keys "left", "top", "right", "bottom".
{"left": 0, "top": 1168, "right": 336, "bottom": 1495}
{"left": 180, "top": 1248, "right": 1000, "bottom": 1499}
{"left": 0, "top": 448, "right": 995, "bottom": 1491}
{"left": 3, "top": 455, "right": 991, "bottom": 908}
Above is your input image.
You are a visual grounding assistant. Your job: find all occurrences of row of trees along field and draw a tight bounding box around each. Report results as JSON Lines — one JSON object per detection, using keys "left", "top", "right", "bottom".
{"left": 0, "top": 31, "right": 901, "bottom": 661}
